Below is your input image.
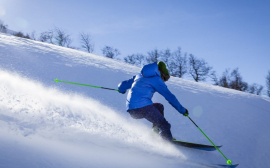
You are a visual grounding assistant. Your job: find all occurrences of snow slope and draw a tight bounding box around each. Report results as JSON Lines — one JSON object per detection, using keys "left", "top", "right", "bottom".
{"left": 1, "top": 33, "right": 270, "bottom": 168}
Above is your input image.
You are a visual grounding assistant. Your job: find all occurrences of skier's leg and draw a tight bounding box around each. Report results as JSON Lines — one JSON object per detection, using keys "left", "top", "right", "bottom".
{"left": 152, "top": 103, "right": 164, "bottom": 128}
{"left": 127, "top": 103, "right": 164, "bottom": 120}
{"left": 127, "top": 104, "right": 172, "bottom": 142}
{"left": 143, "top": 105, "right": 172, "bottom": 142}
{"left": 152, "top": 103, "right": 164, "bottom": 115}
{"left": 128, "top": 108, "right": 144, "bottom": 119}
{"left": 151, "top": 103, "right": 176, "bottom": 141}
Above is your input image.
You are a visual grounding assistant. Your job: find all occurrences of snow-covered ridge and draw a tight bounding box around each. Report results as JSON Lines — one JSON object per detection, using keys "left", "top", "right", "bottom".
{"left": 2, "top": 33, "right": 268, "bottom": 100}
{"left": 0, "top": 33, "right": 140, "bottom": 74}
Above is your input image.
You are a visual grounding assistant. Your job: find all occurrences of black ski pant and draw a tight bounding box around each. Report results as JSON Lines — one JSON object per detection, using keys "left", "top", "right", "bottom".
{"left": 128, "top": 103, "right": 172, "bottom": 142}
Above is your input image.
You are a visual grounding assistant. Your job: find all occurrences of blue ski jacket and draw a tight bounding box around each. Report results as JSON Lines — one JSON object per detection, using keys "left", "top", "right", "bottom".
{"left": 118, "top": 62, "right": 186, "bottom": 114}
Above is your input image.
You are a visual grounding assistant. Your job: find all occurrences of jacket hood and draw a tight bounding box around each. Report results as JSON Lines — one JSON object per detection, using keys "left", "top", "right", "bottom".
{"left": 141, "top": 62, "right": 161, "bottom": 78}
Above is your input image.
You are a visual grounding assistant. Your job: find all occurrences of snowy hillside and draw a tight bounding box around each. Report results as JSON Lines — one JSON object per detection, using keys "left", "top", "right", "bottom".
{"left": 1, "top": 33, "right": 270, "bottom": 168}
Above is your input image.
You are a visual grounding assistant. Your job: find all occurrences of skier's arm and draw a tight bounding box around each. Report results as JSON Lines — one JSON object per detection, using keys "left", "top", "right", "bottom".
{"left": 118, "top": 76, "right": 135, "bottom": 93}
{"left": 154, "top": 79, "right": 186, "bottom": 114}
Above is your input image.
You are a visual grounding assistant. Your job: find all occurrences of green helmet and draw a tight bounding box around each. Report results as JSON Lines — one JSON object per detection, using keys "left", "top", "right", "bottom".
{"left": 157, "top": 61, "right": 170, "bottom": 81}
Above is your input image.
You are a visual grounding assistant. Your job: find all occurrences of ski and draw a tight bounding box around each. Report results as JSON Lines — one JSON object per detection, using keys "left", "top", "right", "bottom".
{"left": 182, "top": 160, "right": 239, "bottom": 168}
{"left": 172, "top": 139, "right": 222, "bottom": 151}
{"left": 199, "top": 163, "right": 239, "bottom": 168}
{"left": 214, "top": 164, "right": 239, "bottom": 168}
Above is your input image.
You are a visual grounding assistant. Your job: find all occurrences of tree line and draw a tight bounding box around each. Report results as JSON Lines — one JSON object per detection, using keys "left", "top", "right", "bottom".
{"left": 1, "top": 20, "right": 270, "bottom": 97}
{"left": 122, "top": 47, "right": 268, "bottom": 96}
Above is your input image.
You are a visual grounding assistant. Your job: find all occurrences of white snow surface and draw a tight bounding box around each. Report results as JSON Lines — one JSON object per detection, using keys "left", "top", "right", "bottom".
{"left": 0, "top": 33, "right": 270, "bottom": 168}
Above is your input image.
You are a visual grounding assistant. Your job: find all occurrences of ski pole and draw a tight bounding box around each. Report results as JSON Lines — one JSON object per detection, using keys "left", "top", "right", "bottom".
{"left": 54, "top": 79, "right": 119, "bottom": 91}
{"left": 187, "top": 115, "right": 232, "bottom": 165}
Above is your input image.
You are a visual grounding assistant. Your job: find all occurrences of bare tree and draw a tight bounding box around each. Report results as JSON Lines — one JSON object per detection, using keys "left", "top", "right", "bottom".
{"left": 30, "top": 30, "right": 37, "bottom": 40}
{"left": 219, "top": 69, "right": 230, "bottom": 88}
{"left": 213, "top": 68, "right": 249, "bottom": 92}
{"left": 170, "top": 47, "right": 187, "bottom": 78}
{"left": 229, "top": 68, "right": 248, "bottom": 91}
{"left": 39, "top": 31, "right": 54, "bottom": 43}
{"left": 210, "top": 71, "right": 219, "bottom": 85}
{"left": 266, "top": 70, "right": 270, "bottom": 97}
{"left": 80, "top": 32, "right": 94, "bottom": 53}
{"left": 102, "top": 46, "right": 120, "bottom": 59}
{"left": 135, "top": 54, "right": 145, "bottom": 66}
{"left": 145, "top": 49, "right": 161, "bottom": 64}
{"left": 161, "top": 49, "right": 171, "bottom": 65}
{"left": 124, "top": 54, "right": 145, "bottom": 66}
{"left": 65, "top": 37, "right": 73, "bottom": 48}
{"left": 124, "top": 55, "right": 136, "bottom": 65}
{"left": 24, "top": 33, "right": 30, "bottom": 39}
{"left": 0, "top": 20, "right": 8, "bottom": 33}
{"left": 189, "top": 54, "right": 212, "bottom": 82}
{"left": 249, "top": 83, "right": 263, "bottom": 95}
{"left": 54, "top": 27, "right": 72, "bottom": 47}
{"left": 13, "top": 31, "right": 30, "bottom": 39}
{"left": 13, "top": 31, "right": 24, "bottom": 38}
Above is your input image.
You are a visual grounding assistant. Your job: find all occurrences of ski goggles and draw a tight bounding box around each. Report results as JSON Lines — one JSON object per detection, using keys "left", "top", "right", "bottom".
{"left": 161, "top": 72, "right": 170, "bottom": 81}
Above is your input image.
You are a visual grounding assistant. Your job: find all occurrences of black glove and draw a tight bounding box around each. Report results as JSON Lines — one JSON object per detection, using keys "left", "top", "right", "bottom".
{"left": 183, "top": 109, "right": 189, "bottom": 117}
{"left": 118, "top": 90, "right": 126, "bottom": 94}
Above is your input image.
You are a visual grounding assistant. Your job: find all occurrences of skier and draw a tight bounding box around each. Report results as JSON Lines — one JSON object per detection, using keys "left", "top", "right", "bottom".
{"left": 118, "top": 61, "right": 188, "bottom": 142}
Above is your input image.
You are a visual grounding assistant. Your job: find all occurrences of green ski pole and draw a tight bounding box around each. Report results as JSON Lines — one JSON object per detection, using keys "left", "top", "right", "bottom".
{"left": 187, "top": 115, "right": 232, "bottom": 165}
{"left": 54, "top": 79, "right": 119, "bottom": 92}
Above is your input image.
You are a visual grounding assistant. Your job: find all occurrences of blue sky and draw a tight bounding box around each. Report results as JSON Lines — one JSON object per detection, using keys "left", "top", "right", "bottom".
{"left": 1, "top": 0, "right": 270, "bottom": 92}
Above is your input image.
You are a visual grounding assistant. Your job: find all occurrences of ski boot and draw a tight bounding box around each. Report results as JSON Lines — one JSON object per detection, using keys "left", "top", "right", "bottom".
{"left": 152, "top": 125, "right": 160, "bottom": 134}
